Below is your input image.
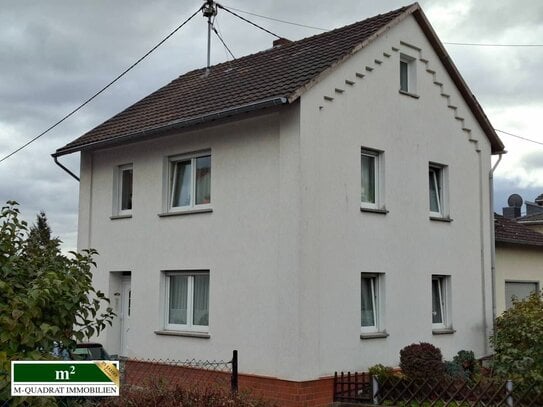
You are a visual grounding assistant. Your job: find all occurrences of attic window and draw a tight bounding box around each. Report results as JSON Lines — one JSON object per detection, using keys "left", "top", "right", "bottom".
{"left": 399, "top": 54, "right": 417, "bottom": 96}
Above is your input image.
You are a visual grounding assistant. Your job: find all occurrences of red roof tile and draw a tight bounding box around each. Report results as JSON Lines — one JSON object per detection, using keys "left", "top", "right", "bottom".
{"left": 55, "top": 3, "right": 504, "bottom": 156}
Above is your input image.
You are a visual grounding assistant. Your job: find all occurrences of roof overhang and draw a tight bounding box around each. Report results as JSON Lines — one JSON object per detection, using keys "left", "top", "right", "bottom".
{"left": 53, "top": 96, "right": 288, "bottom": 157}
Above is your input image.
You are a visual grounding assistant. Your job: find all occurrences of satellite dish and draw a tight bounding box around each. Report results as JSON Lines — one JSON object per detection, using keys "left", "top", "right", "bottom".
{"left": 507, "top": 194, "right": 523, "bottom": 208}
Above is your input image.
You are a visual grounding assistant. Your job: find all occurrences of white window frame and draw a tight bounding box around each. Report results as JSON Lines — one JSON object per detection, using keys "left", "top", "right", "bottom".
{"left": 361, "top": 273, "right": 384, "bottom": 334}
{"left": 114, "top": 164, "right": 133, "bottom": 216}
{"left": 429, "top": 163, "right": 448, "bottom": 218}
{"left": 361, "top": 148, "right": 384, "bottom": 210}
{"left": 167, "top": 151, "right": 211, "bottom": 212}
{"left": 432, "top": 275, "right": 451, "bottom": 329}
{"left": 164, "top": 271, "right": 209, "bottom": 332}
{"left": 400, "top": 54, "right": 417, "bottom": 94}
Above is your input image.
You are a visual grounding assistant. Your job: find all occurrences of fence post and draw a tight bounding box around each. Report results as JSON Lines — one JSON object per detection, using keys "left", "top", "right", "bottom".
{"left": 231, "top": 350, "right": 238, "bottom": 393}
{"left": 506, "top": 380, "right": 513, "bottom": 407}
{"left": 372, "top": 375, "right": 379, "bottom": 405}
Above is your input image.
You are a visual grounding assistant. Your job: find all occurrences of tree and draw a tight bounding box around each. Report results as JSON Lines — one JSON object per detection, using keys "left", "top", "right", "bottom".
{"left": 26, "top": 210, "right": 61, "bottom": 257}
{"left": 0, "top": 201, "right": 115, "bottom": 400}
{"left": 490, "top": 290, "right": 543, "bottom": 384}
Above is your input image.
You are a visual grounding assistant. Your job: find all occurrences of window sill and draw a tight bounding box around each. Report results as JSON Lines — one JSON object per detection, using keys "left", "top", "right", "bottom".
{"left": 360, "top": 331, "right": 389, "bottom": 340}
{"left": 360, "top": 207, "right": 388, "bottom": 215}
{"left": 154, "top": 330, "right": 210, "bottom": 339}
{"left": 158, "top": 208, "right": 213, "bottom": 217}
{"left": 110, "top": 214, "right": 132, "bottom": 220}
{"left": 432, "top": 328, "right": 455, "bottom": 335}
{"left": 399, "top": 90, "right": 420, "bottom": 99}
{"left": 429, "top": 216, "right": 453, "bottom": 222}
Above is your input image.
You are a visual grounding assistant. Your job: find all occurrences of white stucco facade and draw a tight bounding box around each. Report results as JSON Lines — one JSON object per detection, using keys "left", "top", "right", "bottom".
{"left": 76, "top": 14, "right": 495, "bottom": 382}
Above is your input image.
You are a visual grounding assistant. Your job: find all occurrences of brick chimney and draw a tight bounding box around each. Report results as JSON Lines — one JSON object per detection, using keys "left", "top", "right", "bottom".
{"left": 273, "top": 38, "right": 292, "bottom": 47}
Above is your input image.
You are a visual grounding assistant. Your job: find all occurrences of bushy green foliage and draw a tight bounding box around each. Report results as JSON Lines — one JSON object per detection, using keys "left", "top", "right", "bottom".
{"left": 99, "top": 382, "right": 275, "bottom": 407}
{"left": 0, "top": 201, "right": 115, "bottom": 403}
{"left": 369, "top": 364, "right": 397, "bottom": 381}
{"left": 490, "top": 291, "right": 543, "bottom": 384}
{"left": 399, "top": 342, "right": 444, "bottom": 380}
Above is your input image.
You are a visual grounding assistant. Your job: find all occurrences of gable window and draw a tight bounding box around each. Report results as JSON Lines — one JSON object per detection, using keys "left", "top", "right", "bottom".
{"left": 168, "top": 152, "right": 211, "bottom": 211}
{"left": 432, "top": 275, "right": 451, "bottom": 330}
{"left": 165, "top": 271, "right": 209, "bottom": 332}
{"left": 361, "top": 273, "right": 385, "bottom": 335}
{"left": 361, "top": 148, "right": 384, "bottom": 210}
{"left": 399, "top": 54, "right": 417, "bottom": 95}
{"left": 429, "top": 163, "right": 448, "bottom": 218}
{"left": 114, "top": 164, "right": 133, "bottom": 217}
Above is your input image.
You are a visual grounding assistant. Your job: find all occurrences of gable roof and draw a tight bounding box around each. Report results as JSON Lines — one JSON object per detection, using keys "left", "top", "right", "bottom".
{"left": 495, "top": 214, "right": 543, "bottom": 247}
{"left": 54, "top": 3, "right": 504, "bottom": 157}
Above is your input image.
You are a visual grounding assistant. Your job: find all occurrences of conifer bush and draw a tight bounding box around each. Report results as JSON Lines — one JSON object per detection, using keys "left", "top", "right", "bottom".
{"left": 399, "top": 342, "right": 444, "bottom": 380}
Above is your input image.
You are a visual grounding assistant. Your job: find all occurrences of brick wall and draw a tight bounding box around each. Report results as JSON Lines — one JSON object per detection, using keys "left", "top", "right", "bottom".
{"left": 122, "top": 360, "right": 334, "bottom": 407}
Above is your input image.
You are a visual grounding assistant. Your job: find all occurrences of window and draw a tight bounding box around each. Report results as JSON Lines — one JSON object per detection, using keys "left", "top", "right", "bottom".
{"left": 168, "top": 153, "right": 211, "bottom": 211}
{"left": 361, "top": 273, "right": 383, "bottom": 333}
{"left": 361, "top": 148, "right": 383, "bottom": 210}
{"left": 399, "top": 54, "right": 416, "bottom": 94}
{"left": 115, "top": 164, "right": 133, "bottom": 216}
{"left": 429, "top": 164, "right": 448, "bottom": 218}
{"left": 505, "top": 281, "right": 539, "bottom": 310}
{"left": 432, "top": 275, "right": 450, "bottom": 329}
{"left": 165, "top": 271, "right": 209, "bottom": 332}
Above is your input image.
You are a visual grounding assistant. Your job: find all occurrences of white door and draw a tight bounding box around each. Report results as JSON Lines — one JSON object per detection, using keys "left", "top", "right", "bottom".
{"left": 120, "top": 277, "right": 131, "bottom": 357}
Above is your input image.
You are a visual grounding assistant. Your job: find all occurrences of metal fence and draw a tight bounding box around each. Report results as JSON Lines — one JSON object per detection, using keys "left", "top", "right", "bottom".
{"left": 121, "top": 349, "right": 238, "bottom": 393}
{"left": 334, "top": 372, "right": 543, "bottom": 406}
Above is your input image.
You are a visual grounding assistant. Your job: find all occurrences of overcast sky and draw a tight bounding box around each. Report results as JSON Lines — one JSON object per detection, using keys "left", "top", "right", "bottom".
{"left": 1, "top": 0, "right": 542, "bottom": 251}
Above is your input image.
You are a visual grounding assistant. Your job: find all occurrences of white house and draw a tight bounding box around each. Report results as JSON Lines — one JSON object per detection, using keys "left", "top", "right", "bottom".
{"left": 54, "top": 3, "right": 504, "bottom": 404}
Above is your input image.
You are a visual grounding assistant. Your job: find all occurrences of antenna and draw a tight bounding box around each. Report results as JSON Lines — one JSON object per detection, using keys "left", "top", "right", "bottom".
{"left": 202, "top": 0, "right": 218, "bottom": 74}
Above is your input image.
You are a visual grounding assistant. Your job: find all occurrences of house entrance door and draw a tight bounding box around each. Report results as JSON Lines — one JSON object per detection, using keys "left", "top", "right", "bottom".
{"left": 120, "top": 277, "right": 131, "bottom": 357}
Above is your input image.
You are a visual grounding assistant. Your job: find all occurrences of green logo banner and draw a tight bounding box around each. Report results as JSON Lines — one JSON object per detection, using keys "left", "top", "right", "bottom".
{"left": 11, "top": 361, "right": 120, "bottom": 397}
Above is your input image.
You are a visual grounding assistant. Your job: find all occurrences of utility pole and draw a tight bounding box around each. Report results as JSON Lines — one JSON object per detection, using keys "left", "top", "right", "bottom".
{"left": 202, "top": 0, "right": 217, "bottom": 74}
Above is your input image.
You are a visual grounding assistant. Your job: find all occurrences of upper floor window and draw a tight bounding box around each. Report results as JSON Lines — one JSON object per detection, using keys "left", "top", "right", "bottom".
{"left": 399, "top": 54, "right": 417, "bottom": 95}
{"left": 361, "top": 148, "right": 384, "bottom": 210}
{"left": 168, "top": 152, "right": 211, "bottom": 211}
{"left": 114, "top": 164, "right": 133, "bottom": 216}
{"left": 429, "top": 163, "right": 448, "bottom": 219}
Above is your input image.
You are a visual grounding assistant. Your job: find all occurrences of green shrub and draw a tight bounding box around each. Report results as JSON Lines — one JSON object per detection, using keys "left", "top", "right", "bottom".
{"left": 369, "top": 364, "right": 396, "bottom": 382}
{"left": 399, "top": 342, "right": 444, "bottom": 380}
{"left": 490, "top": 291, "right": 543, "bottom": 384}
{"left": 99, "top": 381, "right": 275, "bottom": 407}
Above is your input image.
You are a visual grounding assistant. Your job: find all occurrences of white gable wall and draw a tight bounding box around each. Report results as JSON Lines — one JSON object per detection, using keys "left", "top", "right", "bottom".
{"left": 296, "top": 14, "right": 493, "bottom": 378}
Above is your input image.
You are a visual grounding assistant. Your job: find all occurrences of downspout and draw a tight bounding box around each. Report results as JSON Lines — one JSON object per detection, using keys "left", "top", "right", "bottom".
{"left": 489, "top": 153, "right": 504, "bottom": 346}
{"left": 53, "top": 154, "right": 80, "bottom": 182}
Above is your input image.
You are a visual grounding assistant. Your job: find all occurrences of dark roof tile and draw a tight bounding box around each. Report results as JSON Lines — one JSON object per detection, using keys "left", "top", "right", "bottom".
{"left": 495, "top": 214, "right": 543, "bottom": 246}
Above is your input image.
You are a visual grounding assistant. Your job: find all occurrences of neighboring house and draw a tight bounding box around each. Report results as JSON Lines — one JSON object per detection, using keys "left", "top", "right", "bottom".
{"left": 494, "top": 214, "right": 543, "bottom": 314}
{"left": 54, "top": 3, "right": 504, "bottom": 405}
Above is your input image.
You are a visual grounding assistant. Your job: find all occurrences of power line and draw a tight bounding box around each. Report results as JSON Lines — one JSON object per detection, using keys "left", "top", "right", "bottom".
{"left": 495, "top": 129, "right": 543, "bottom": 147}
{"left": 218, "top": 4, "right": 329, "bottom": 31}
{"left": 216, "top": 3, "right": 282, "bottom": 39}
{"left": 212, "top": 26, "right": 235, "bottom": 59}
{"left": 0, "top": 5, "right": 203, "bottom": 165}
{"left": 444, "top": 42, "right": 543, "bottom": 47}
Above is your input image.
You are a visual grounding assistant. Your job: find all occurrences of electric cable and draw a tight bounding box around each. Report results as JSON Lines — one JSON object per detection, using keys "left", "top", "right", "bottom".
{"left": 218, "top": 4, "right": 329, "bottom": 31}
{"left": 212, "top": 26, "right": 236, "bottom": 59}
{"left": 215, "top": 3, "right": 282, "bottom": 39}
{"left": 444, "top": 42, "right": 543, "bottom": 47}
{"left": 495, "top": 129, "right": 543, "bottom": 147}
{"left": 0, "top": 5, "right": 204, "bottom": 165}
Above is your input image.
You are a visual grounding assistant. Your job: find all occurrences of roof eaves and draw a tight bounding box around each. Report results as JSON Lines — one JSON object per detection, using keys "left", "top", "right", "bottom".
{"left": 287, "top": 3, "right": 419, "bottom": 104}
{"left": 54, "top": 96, "right": 288, "bottom": 157}
{"left": 496, "top": 238, "right": 543, "bottom": 247}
